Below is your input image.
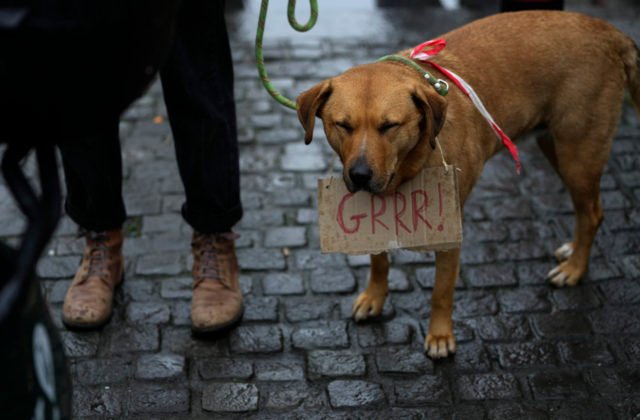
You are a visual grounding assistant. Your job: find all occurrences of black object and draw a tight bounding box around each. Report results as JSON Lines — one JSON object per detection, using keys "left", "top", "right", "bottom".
{"left": 501, "top": 0, "right": 564, "bottom": 12}
{"left": 0, "top": 1, "right": 181, "bottom": 418}
{"left": 58, "top": 0, "right": 243, "bottom": 235}
{"left": 0, "top": 142, "right": 69, "bottom": 419}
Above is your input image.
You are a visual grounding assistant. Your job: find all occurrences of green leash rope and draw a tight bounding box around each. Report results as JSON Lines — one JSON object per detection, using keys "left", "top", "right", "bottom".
{"left": 255, "top": 1, "right": 447, "bottom": 110}
{"left": 256, "top": 0, "right": 318, "bottom": 110}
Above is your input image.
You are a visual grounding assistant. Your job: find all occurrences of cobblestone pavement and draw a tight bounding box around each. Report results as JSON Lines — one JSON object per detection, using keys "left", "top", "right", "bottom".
{"left": 2, "top": 1, "right": 640, "bottom": 418}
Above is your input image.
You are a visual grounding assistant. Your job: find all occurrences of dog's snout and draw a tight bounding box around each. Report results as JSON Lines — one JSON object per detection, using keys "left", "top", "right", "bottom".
{"left": 348, "top": 157, "right": 373, "bottom": 191}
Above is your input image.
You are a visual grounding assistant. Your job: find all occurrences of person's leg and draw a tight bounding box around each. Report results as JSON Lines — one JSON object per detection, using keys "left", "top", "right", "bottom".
{"left": 58, "top": 123, "right": 126, "bottom": 232}
{"left": 57, "top": 122, "right": 125, "bottom": 329}
{"left": 160, "top": 0, "right": 242, "bottom": 235}
{"left": 160, "top": 0, "right": 244, "bottom": 334}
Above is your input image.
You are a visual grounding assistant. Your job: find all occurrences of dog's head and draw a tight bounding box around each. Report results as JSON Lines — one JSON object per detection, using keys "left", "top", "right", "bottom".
{"left": 297, "top": 62, "right": 447, "bottom": 194}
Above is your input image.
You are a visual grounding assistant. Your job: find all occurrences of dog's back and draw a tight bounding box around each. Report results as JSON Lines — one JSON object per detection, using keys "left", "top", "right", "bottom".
{"left": 423, "top": 11, "right": 640, "bottom": 138}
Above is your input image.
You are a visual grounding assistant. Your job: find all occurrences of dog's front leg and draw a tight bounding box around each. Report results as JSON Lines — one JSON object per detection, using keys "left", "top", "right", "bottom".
{"left": 352, "top": 252, "right": 389, "bottom": 321}
{"left": 426, "top": 248, "right": 460, "bottom": 359}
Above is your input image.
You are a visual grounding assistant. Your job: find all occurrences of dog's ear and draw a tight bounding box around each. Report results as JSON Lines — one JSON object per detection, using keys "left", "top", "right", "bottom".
{"left": 411, "top": 85, "right": 447, "bottom": 149}
{"left": 296, "top": 81, "right": 332, "bottom": 145}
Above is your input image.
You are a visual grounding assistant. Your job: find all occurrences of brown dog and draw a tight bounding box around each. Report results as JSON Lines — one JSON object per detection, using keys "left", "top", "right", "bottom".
{"left": 296, "top": 11, "right": 640, "bottom": 359}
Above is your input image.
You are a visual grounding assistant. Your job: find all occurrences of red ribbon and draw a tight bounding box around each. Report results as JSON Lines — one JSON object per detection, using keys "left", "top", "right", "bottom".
{"left": 411, "top": 38, "right": 521, "bottom": 173}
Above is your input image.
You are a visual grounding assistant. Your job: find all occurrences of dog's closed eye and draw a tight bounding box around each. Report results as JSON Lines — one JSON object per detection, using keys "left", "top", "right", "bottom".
{"left": 379, "top": 121, "right": 400, "bottom": 134}
{"left": 335, "top": 121, "right": 353, "bottom": 133}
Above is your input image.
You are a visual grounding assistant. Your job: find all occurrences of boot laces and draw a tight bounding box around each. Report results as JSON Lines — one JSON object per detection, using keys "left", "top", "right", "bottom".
{"left": 193, "top": 233, "right": 237, "bottom": 287}
{"left": 84, "top": 231, "right": 110, "bottom": 281}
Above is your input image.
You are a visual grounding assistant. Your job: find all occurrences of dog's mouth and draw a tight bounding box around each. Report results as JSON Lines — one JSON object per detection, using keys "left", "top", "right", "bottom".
{"left": 382, "top": 172, "right": 396, "bottom": 193}
{"left": 345, "top": 172, "right": 395, "bottom": 195}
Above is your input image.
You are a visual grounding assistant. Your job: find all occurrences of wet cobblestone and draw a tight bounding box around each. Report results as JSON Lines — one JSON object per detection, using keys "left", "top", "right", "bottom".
{"left": 201, "top": 383, "right": 259, "bottom": 413}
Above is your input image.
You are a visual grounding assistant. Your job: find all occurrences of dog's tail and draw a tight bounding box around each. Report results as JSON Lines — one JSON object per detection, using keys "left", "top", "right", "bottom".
{"left": 623, "top": 37, "right": 640, "bottom": 116}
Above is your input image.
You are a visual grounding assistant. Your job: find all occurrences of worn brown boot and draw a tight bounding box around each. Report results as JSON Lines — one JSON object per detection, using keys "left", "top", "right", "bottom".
{"left": 62, "top": 229, "right": 124, "bottom": 329}
{"left": 191, "top": 231, "right": 244, "bottom": 335}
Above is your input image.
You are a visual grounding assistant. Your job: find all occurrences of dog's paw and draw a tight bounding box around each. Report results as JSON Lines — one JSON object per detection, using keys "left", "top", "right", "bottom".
{"left": 424, "top": 333, "right": 456, "bottom": 359}
{"left": 554, "top": 242, "right": 574, "bottom": 261}
{"left": 546, "top": 260, "right": 583, "bottom": 287}
{"left": 352, "top": 290, "right": 386, "bottom": 322}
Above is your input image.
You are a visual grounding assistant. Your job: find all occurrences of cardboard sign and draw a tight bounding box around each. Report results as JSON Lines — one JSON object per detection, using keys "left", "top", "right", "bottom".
{"left": 318, "top": 165, "right": 462, "bottom": 255}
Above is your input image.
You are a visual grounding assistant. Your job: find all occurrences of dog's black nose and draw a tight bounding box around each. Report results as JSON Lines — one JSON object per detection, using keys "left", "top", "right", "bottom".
{"left": 349, "top": 158, "right": 373, "bottom": 191}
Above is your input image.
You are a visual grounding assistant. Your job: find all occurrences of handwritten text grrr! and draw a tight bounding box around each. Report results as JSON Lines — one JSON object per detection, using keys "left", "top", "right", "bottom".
{"left": 336, "top": 184, "right": 445, "bottom": 235}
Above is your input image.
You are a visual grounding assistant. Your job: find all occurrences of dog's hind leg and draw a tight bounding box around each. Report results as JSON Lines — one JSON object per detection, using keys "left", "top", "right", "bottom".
{"left": 546, "top": 178, "right": 604, "bottom": 287}
{"left": 536, "top": 132, "right": 578, "bottom": 262}
{"left": 425, "top": 248, "right": 460, "bottom": 358}
{"left": 542, "top": 94, "right": 622, "bottom": 286}
{"left": 352, "top": 252, "right": 389, "bottom": 321}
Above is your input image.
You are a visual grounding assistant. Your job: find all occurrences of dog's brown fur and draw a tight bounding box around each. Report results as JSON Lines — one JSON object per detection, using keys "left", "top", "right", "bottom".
{"left": 296, "top": 11, "right": 640, "bottom": 359}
